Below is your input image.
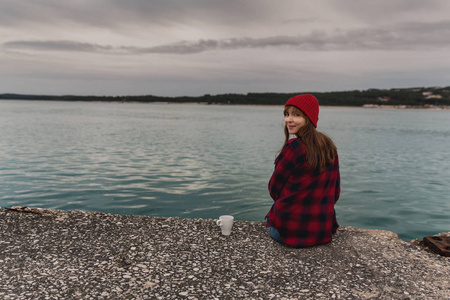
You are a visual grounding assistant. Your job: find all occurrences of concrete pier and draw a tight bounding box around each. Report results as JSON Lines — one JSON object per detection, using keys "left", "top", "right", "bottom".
{"left": 0, "top": 207, "right": 449, "bottom": 299}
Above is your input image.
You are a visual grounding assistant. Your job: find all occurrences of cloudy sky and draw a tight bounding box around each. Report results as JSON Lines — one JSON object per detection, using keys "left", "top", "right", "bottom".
{"left": 1, "top": 0, "right": 450, "bottom": 97}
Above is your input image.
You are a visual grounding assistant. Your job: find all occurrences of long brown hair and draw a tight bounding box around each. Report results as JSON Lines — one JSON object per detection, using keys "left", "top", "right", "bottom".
{"left": 275, "top": 106, "right": 337, "bottom": 172}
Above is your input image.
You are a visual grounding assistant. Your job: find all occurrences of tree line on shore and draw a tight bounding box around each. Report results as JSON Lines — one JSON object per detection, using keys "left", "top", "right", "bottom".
{"left": 1, "top": 86, "right": 449, "bottom": 107}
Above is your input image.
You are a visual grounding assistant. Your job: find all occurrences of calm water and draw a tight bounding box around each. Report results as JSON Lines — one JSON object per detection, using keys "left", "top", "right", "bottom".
{"left": 1, "top": 100, "right": 449, "bottom": 240}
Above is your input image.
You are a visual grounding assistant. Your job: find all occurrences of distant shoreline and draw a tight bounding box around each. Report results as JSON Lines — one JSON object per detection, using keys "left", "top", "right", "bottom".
{"left": 360, "top": 104, "right": 450, "bottom": 110}
{"left": 1, "top": 98, "right": 449, "bottom": 110}
{"left": 1, "top": 85, "right": 450, "bottom": 108}
{"left": 0, "top": 98, "right": 450, "bottom": 111}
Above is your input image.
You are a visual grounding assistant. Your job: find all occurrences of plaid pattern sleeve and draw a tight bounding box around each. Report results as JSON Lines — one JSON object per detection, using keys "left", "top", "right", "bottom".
{"left": 266, "top": 138, "right": 340, "bottom": 248}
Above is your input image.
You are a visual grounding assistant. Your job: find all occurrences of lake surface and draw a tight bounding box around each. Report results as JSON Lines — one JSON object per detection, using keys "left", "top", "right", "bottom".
{"left": 1, "top": 100, "right": 449, "bottom": 240}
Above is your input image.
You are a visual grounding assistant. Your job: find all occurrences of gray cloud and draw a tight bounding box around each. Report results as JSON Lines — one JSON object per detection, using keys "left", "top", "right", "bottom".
{"left": 281, "top": 17, "right": 318, "bottom": 25}
{"left": 2, "top": 1, "right": 450, "bottom": 96}
{"left": 330, "top": 0, "right": 447, "bottom": 22}
{"left": 4, "top": 40, "right": 114, "bottom": 52}
{"left": 4, "top": 21, "right": 450, "bottom": 55}
{"left": 0, "top": 0, "right": 282, "bottom": 29}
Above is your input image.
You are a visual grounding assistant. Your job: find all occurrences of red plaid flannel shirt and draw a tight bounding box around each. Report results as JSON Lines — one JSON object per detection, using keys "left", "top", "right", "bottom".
{"left": 266, "top": 138, "right": 340, "bottom": 247}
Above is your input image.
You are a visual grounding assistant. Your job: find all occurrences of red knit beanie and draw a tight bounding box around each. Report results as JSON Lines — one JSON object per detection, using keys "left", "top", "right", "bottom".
{"left": 285, "top": 94, "right": 319, "bottom": 128}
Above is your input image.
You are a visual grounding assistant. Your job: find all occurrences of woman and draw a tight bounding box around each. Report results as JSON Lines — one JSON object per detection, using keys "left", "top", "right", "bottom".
{"left": 265, "top": 94, "right": 340, "bottom": 248}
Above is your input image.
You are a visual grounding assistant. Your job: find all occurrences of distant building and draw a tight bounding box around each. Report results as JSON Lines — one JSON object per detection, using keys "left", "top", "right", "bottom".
{"left": 425, "top": 94, "right": 443, "bottom": 99}
{"left": 377, "top": 96, "right": 390, "bottom": 102}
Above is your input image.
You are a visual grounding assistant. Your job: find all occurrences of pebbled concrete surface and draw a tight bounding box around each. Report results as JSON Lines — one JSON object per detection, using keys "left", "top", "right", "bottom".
{"left": 0, "top": 207, "right": 449, "bottom": 299}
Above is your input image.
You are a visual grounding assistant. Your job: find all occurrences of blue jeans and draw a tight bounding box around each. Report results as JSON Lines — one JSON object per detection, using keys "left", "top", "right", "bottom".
{"left": 266, "top": 215, "right": 283, "bottom": 243}
{"left": 267, "top": 226, "right": 283, "bottom": 243}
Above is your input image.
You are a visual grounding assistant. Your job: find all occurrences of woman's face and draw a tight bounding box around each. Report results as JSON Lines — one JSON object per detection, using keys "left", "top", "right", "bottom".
{"left": 284, "top": 106, "right": 307, "bottom": 135}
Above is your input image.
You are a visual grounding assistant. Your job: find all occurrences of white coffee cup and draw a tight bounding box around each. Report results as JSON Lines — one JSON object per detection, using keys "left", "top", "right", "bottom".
{"left": 216, "top": 215, "right": 234, "bottom": 236}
